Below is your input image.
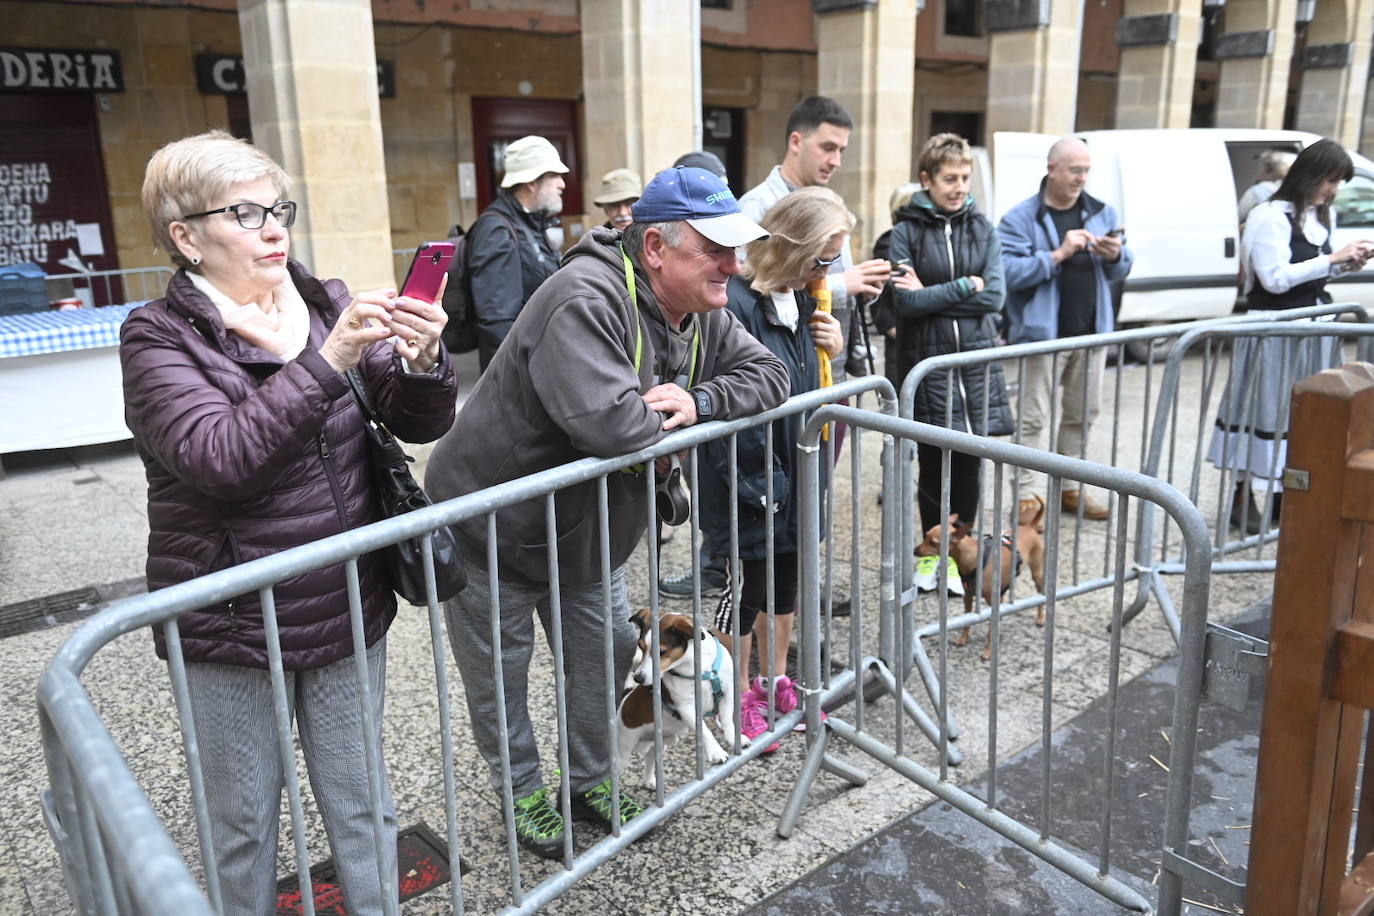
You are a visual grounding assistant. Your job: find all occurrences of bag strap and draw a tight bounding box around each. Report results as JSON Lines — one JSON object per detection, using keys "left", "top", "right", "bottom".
{"left": 344, "top": 366, "right": 399, "bottom": 441}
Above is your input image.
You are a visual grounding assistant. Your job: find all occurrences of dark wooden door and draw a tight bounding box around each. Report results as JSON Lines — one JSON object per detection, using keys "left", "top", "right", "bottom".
{"left": 470, "top": 97, "right": 582, "bottom": 214}
{"left": 0, "top": 93, "right": 122, "bottom": 304}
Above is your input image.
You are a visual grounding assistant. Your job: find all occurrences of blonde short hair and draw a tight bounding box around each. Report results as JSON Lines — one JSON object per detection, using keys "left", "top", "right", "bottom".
{"left": 743, "top": 186, "right": 854, "bottom": 294}
{"left": 918, "top": 133, "right": 973, "bottom": 181}
{"left": 141, "top": 130, "right": 291, "bottom": 269}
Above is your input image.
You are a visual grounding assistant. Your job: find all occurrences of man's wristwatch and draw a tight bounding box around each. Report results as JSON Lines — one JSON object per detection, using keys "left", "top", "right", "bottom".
{"left": 689, "top": 386, "right": 713, "bottom": 421}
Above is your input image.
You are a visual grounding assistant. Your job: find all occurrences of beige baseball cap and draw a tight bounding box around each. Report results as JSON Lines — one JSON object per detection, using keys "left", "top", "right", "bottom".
{"left": 593, "top": 168, "right": 643, "bottom": 206}
{"left": 501, "top": 136, "right": 570, "bottom": 188}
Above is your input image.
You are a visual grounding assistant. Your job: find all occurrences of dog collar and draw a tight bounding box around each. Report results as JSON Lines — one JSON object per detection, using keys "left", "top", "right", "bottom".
{"left": 665, "top": 631, "right": 727, "bottom": 719}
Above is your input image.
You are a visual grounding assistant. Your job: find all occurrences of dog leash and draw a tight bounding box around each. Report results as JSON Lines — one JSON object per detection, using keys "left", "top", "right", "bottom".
{"left": 664, "top": 631, "right": 726, "bottom": 720}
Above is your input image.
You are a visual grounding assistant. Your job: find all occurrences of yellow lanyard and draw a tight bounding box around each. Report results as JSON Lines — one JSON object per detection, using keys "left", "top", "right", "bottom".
{"left": 620, "top": 244, "right": 699, "bottom": 387}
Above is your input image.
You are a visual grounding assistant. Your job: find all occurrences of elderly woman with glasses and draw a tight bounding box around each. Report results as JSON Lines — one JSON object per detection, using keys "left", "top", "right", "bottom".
{"left": 695, "top": 186, "right": 846, "bottom": 751}
{"left": 119, "top": 130, "right": 457, "bottom": 915}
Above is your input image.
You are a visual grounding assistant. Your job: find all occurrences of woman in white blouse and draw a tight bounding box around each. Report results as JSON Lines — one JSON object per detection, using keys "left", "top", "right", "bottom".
{"left": 1211, "top": 138, "right": 1372, "bottom": 534}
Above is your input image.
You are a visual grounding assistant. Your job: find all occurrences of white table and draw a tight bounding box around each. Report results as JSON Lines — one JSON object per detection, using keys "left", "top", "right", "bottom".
{"left": 0, "top": 304, "right": 142, "bottom": 456}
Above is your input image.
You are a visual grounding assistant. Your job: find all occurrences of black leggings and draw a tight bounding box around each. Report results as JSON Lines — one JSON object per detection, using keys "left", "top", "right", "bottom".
{"left": 713, "top": 553, "right": 798, "bottom": 637}
{"left": 917, "top": 443, "right": 982, "bottom": 532}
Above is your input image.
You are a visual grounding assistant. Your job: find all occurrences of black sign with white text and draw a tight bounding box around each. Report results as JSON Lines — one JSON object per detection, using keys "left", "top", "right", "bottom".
{"left": 195, "top": 53, "right": 395, "bottom": 98}
{"left": 0, "top": 48, "right": 124, "bottom": 93}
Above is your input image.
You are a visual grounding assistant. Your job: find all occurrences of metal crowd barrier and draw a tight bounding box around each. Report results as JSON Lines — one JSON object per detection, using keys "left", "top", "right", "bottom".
{"left": 45, "top": 266, "right": 173, "bottom": 308}
{"left": 781, "top": 403, "right": 1214, "bottom": 913}
{"left": 37, "top": 375, "right": 888, "bottom": 915}
{"left": 895, "top": 304, "right": 1369, "bottom": 747}
{"left": 1125, "top": 318, "right": 1374, "bottom": 642}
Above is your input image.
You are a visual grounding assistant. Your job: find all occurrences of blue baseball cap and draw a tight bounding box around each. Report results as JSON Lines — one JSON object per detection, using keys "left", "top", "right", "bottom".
{"left": 632, "top": 166, "right": 768, "bottom": 247}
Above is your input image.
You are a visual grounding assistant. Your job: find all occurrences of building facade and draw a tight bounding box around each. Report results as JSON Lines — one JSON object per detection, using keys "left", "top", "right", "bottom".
{"left": 2, "top": 0, "right": 1372, "bottom": 291}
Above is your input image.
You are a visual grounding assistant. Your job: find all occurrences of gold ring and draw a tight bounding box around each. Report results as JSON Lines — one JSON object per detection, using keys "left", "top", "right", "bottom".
{"left": 412, "top": 335, "right": 424, "bottom": 348}
{"left": 347, "top": 317, "right": 361, "bottom": 329}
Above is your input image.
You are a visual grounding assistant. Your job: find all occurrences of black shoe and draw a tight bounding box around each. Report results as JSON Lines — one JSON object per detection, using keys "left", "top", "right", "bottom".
{"left": 570, "top": 779, "right": 649, "bottom": 837}
{"left": 828, "top": 597, "right": 852, "bottom": 618}
{"left": 1229, "top": 486, "right": 1262, "bottom": 536}
{"left": 512, "top": 787, "right": 565, "bottom": 860}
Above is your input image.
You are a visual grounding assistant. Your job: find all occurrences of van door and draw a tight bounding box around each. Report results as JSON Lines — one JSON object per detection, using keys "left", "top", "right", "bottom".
{"left": 990, "top": 132, "right": 1057, "bottom": 225}
{"left": 1108, "top": 132, "right": 1239, "bottom": 323}
{"left": 1328, "top": 162, "right": 1374, "bottom": 309}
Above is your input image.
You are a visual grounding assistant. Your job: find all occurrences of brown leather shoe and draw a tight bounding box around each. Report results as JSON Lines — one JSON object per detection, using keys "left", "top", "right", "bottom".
{"left": 1061, "top": 489, "right": 1109, "bottom": 520}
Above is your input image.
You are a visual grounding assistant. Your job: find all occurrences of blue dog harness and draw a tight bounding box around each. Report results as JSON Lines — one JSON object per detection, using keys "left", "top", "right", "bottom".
{"left": 664, "top": 631, "right": 727, "bottom": 720}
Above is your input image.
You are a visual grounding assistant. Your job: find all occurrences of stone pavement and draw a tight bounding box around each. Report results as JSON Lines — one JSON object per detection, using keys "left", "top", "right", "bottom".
{"left": 0, "top": 347, "right": 1271, "bottom": 915}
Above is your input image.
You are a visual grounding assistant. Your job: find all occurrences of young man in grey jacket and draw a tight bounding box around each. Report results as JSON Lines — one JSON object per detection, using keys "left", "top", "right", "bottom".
{"left": 425, "top": 166, "right": 789, "bottom": 859}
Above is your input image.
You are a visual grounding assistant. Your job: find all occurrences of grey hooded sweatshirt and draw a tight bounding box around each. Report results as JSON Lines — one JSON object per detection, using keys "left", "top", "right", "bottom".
{"left": 425, "top": 226, "right": 789, "bottom": 585}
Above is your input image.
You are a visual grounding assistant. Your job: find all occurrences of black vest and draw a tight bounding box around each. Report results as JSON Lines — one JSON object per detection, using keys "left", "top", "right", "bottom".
{"left": 1248, "top": 208, "right": 1333, "bottom": 310}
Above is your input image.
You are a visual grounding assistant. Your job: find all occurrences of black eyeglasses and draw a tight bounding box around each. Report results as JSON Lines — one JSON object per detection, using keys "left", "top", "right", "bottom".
{"left": 812, "top": 253, "right": 840, "bottom": 270}
{"left": 181, "top": 201, "right": 298, "bottom": 230}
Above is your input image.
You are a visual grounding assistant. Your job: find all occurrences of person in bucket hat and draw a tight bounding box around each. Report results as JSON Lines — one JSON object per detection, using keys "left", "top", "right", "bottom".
{"left": 469, "top": 135, "right": 570, "bottom": 368}
{"left": 425, "top": 164, "right": 788, "bottom": 860}
{"left": 594, "top": 168, "right": 642, "bottom": 231}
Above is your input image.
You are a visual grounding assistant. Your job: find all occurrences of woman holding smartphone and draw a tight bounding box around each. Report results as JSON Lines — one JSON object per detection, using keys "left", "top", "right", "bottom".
{"left": 121, "top": 130, "right": 457, "bottom": 914}
{"left": 888, "top": 133, "right": 1012, "bottom": 592}
{"left": 1210, "top": 138, "right": 1371, "bottom": 534}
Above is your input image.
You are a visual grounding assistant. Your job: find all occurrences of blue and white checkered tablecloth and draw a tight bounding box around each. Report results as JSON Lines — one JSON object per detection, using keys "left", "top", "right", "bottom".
{"left": 0, "top": 303, "right": 145, "bottom": 359}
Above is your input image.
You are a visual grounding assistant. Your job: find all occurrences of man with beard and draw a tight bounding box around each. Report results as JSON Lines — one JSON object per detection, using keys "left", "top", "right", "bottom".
{"left": 469, "top": 135, "right": 569, "bottom": 369}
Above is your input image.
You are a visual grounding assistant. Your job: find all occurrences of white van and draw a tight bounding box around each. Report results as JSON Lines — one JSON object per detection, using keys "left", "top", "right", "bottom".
{"left": 976, "top": 129, "right": 1374, "bottom": 326}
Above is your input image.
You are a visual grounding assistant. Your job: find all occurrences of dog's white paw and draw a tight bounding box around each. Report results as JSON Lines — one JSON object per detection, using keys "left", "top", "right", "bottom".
{"left": 706, "top": 747, "right": 728, "bottom": 765}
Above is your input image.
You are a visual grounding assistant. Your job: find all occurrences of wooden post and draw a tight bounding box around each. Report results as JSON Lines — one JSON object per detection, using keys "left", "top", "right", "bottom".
{"left": 1246, "top": 362, "right": 1374, "bottom": 915}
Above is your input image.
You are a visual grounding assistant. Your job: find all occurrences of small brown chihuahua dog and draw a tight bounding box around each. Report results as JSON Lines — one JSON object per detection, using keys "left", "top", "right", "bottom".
{"left": 914, "top": 495, "right": 1048, "bottom": 660}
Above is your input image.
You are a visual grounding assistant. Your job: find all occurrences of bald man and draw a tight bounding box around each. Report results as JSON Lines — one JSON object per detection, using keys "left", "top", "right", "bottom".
{"left": 998, "top": 137, "right": 1134, "bottom": 522}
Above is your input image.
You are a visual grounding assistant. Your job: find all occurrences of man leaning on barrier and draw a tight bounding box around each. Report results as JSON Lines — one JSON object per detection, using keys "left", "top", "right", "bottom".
{"left": 425, "top": 166, "right": 789, "bottom": 859}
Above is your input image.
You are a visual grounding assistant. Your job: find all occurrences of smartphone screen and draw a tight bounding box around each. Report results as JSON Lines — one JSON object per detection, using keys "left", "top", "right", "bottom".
{"left": 400, "top": 242, "right": 455, "bottom": 304}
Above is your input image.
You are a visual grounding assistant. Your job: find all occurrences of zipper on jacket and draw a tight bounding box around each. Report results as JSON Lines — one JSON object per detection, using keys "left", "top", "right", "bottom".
{"left": 943, "top": 220, "right": 957, "bottom": 280}
{"left": 943, "top": 221, "right": 973, "bottom": 435}
{"left": 951, "top": 319, "right": 972, "bottom": 434}
{"left": 318, "top": 430, "right": 350, "bottom": 528}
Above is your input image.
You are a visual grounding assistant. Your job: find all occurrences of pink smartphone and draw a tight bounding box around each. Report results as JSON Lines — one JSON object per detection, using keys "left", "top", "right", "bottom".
{"left": 399, "top": 241, "right": 455, "bottom": 304}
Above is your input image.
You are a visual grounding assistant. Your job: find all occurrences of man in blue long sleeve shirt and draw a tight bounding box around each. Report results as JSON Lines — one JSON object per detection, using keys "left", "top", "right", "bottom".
{"left": 998, "top": 137, "right": 1133, "bottom": 521}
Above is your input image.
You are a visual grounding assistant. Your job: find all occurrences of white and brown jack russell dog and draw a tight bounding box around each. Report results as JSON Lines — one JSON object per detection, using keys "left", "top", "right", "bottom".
{"left": 616, "top": 609, "right": 737, "bottom": 790}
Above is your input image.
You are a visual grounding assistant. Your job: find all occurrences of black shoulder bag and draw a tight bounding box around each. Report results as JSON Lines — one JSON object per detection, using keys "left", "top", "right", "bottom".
{"left": 344, "top": 368, "right": 467, "bottom": 604}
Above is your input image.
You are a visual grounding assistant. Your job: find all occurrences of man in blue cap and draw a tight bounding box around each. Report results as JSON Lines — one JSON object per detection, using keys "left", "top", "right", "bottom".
{"left": 425, "top": 166, "right": 789, "bottom": 859}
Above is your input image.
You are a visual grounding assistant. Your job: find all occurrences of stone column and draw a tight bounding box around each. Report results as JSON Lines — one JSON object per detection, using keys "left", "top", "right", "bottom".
{"left": 238, "top": 0, "right": 393, "bottom": 288}
{"left": 1214, "top": 0, "right": 1297, "bottom": 129}
{"left": 985, "top": 0, "right": 1084, "bottom": 139}
{"left": 1294, "top": 0, "right": 1374, "bottom": 149}
{"left": 1114, "top": 0, "right": 1202, "bottom": 128}
{"left": 581, "top": 1, "right": 695, "bottom": 203}
{"left": 815, "top": 0, "right": 918, "bottom": 252}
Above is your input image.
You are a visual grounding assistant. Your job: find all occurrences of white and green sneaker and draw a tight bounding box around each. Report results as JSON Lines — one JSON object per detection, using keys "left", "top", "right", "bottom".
{"left": 915, "top": 554, "right": 964, "bottom": 597}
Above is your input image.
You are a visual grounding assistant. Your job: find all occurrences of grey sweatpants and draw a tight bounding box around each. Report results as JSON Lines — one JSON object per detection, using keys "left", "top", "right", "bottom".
{"left": 182, "top": 637, "right": 396, "bottom": 916}
{"left": 444, "top": 556, "right": 636, "bottom": 800}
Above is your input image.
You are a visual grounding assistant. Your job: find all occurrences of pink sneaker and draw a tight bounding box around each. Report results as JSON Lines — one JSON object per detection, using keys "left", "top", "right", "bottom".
{"left": 750, "top": 676, "right": 800, "bottom": 715}
{"left": 739, "top": 697, "right": 779, "bottom": 753}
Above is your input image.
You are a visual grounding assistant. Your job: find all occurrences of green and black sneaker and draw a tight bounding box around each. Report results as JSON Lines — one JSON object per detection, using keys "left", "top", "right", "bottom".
{"left": 570, "top": 778, "right": 649, "bottom": 836}
{"left": 512, "top": 786, "right": 565, "bottom": 859}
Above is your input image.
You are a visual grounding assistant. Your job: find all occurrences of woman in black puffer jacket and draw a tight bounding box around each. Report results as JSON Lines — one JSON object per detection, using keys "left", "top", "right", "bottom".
{"left": 889, "top": 134, "right": 1012, "bottom": 583}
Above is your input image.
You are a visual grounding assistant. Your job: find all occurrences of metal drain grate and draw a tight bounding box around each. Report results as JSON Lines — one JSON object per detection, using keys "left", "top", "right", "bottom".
{"left": 0, "top": 587, "right": 102, "bottom": 640}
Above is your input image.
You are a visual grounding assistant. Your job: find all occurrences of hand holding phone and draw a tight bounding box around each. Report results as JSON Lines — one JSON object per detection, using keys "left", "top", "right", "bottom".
{"left": 399, "top": 241, "right": 455, "bottom": 305}
{"left": 1106, "top": 227, "right": 1125, "bottom": 238}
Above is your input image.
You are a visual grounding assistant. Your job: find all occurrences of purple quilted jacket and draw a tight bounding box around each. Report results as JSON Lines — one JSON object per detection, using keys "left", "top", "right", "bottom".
{"left": 119, "top": 262, "right": 458, "bottom": 670}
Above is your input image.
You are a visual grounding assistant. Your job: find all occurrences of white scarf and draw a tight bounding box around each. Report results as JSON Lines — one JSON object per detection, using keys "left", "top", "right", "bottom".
{"left": 187, "top": 271, "right": 311, "bottom": 360}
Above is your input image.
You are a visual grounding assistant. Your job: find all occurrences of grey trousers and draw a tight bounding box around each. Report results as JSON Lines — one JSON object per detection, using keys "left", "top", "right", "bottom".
{"left": 183, "top": 637, "right": 396, "bottom": 916}
{"left": 1015, "top": 346, "right": 1107, "bottom": 497}
{"left": 444, "top": 557, "right": 636, "bottom": 800}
